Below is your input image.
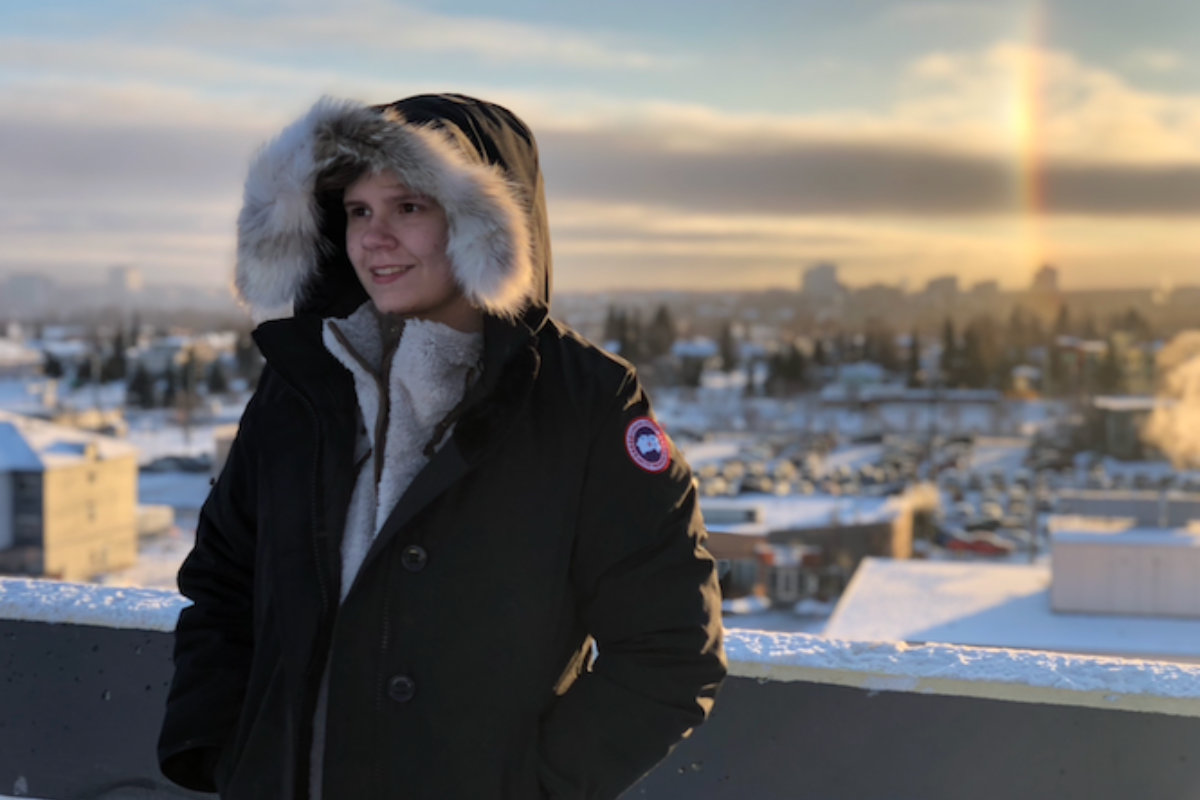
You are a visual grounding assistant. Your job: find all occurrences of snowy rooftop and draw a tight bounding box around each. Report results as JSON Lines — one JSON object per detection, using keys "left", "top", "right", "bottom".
{"left": 0, "top": 410, "right": 139, "bottom": 470}
{"left": 825, "top": 557, "right": 1200, "bottom": 662}
{"left": 701, "top": 494, "right": 901, "bottom": 535}
{"left": 0, "top": 339, "right": 40, "bottom": 369}
{"left": 1093, "top": 395, "right": 1162, "bottom": 412}
{"left": 1054, "top": 527, "right": 1200, "bottom": 547}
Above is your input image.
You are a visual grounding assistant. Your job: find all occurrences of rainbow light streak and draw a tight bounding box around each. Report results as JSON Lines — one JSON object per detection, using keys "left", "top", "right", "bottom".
{"left": 1014, "top": 0, "right": 1049, "bottom": 276}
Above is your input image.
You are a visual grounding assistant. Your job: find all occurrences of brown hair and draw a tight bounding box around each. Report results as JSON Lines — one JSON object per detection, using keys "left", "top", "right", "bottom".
{"left": 314, "top": 157, "right": 371, "bottom": 197}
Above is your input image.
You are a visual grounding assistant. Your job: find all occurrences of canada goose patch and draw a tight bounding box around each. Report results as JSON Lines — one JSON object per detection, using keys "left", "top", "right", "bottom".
{"left": 625, "top": 417, "right": 669, "bottom": 474}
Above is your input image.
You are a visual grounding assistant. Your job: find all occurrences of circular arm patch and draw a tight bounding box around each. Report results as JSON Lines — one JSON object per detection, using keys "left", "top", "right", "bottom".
{"left": 624, "top": 417, "right": 670, "bottom": 473}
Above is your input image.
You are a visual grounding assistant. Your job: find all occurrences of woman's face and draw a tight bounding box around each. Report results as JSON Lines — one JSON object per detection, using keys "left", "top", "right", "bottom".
{"left": 343, "top": 170, "right": 481, "bottom": 331}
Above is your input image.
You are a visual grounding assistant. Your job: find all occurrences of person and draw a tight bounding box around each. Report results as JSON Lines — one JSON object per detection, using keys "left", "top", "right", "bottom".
{"left": 157, "top": 94, "right": 727, "bottom": 800}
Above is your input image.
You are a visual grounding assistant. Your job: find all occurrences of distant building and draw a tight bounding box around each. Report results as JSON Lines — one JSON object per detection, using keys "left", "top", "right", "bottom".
{"left": 701, "top": 494, "right": 912, "bottom": 604}
{"left": 1053, "top": 527, "right": 1200, "bottom": 618}
{"left": 1032, "top": 265, "right": 1059, "bottom": 294}
{"left": 0, "top": 274, "right": 57, "bottom": 320}
{"left": 1055, "top": 486, "right": 1200, "bottom": 528}
{"left": 1028, "top": 264, "right": 1062, "bottom": 321}
{"left": 968, "top": 280, "right": 999, "bottom": 300}
{"left": 801, "top": 263, "right": 843, "bottom": 299}
{"left": 921, "top": 276, "right": 959, "bottom": 307}
{"left": 107, "top": 266, "right": 145, "bottom": 309}
{"left": 1086, "top": 396, "right": 1162, "bottom": 461}
{"left": 0, "top": 412, "right": 139, "bottom": 581}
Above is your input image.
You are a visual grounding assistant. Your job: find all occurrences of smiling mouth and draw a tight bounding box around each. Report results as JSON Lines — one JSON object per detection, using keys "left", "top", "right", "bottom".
{"left": 371, "top": 265, "right": 413, "bottom": 277}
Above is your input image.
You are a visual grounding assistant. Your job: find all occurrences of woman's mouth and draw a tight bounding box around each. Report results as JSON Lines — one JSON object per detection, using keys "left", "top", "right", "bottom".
{"left": 371, "top": 265, "right": 413, "bottom": 282}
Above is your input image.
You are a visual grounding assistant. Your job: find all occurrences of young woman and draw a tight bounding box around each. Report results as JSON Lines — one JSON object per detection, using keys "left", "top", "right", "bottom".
{"left": 157, "top": 94, "right": 726, "bottom": 800}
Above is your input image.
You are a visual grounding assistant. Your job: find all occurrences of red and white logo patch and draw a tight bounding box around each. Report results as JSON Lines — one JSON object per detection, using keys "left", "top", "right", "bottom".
{"left": 624, "top": 417, "right": 670, "bottom": 474}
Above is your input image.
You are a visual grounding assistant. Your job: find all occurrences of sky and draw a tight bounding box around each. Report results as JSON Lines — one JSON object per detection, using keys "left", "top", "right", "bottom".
{"left": 1, "top": 0, "right": 1198, "bottom": 295}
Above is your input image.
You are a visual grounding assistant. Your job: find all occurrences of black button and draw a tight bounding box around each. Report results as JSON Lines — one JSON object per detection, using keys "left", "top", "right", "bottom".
{"left": 401, "top": 545, "right": 427, "bottom": 572}
{"left": 388, "top": 675, "right": 416, "bottom": 703}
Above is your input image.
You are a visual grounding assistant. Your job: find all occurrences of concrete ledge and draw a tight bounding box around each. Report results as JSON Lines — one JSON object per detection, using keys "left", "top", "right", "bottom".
{"left": 4, "top": 580, "right": 1200, "bottom": 799}
{"left": 726, "top": 629, "right": 1200, "bottom": 718}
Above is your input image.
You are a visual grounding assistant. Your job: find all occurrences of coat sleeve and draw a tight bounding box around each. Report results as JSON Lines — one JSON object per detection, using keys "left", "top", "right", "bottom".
{"left": 537, "top": 367, "right": 727, "bottom": 800}
{"left": 157, "top": 398, "right": 261, "bottom": 792}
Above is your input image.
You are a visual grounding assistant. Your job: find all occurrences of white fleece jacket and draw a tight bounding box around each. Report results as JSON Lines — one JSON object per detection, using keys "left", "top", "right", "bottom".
{"left": 310, "top": 301, "right": 482, "bottom": 798}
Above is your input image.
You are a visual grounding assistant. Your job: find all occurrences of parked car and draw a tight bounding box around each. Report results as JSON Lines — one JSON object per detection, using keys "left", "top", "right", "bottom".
{"left": 942, "top": 530, "right": 1016, "bottom": 556}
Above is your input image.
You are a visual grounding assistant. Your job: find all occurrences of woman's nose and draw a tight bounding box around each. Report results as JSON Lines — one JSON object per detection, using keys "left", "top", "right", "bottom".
{"left": 361, "top": 218, "right": 396, "bottom": 249}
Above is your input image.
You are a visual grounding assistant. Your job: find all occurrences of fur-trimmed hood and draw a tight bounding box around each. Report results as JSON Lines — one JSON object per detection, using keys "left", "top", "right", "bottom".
{"left": 235, "top": 94, "right": 552, "bottom": 324}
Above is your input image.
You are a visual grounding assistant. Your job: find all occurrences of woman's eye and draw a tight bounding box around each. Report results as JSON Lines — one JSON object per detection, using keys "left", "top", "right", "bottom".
{"left": 402, "top": 202, "right": 420, "bottom": 214}
{"left": 347, "top": 206, "right": 369, "bottom": 218}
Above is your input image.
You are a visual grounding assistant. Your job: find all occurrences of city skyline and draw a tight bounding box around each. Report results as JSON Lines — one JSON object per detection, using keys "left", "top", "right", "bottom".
{"left": 2, "top": 0, "right": 1198, "bottom": 293}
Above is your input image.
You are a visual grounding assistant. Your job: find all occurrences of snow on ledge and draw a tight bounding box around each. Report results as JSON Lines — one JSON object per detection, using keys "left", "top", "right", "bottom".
{"left": 0, "top": 578, "right": 187, "bottom": 632}
{"left": 726, "top": 629, "right": 1200, "bottom": 718}
{"left": 4, "top": 578, "right": 1200, "bottom": 718}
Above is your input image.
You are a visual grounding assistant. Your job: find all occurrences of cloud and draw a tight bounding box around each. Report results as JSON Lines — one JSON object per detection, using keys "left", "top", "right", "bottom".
{"left": 1124, "top": 49, "right": 1187, "bottom": 74}
{"left": 539, "top": 127, "right": 1200, "bottom": 217}
{"left": 899, "top": 43, "right": 1200, "bottom": 164}
{"left": 3, "top": 30, "right": 1199, "bottom": 292}
{"left": 131, "top": 0, "right": 678, "bottom": 72}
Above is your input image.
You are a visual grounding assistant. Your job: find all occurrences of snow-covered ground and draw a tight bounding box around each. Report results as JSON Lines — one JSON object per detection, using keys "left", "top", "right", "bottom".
{"left": 101, "top": 473, "right": 210, "bottom": 589}
{"left": 969, "top": 437, "right": 1032, "bottom": 476}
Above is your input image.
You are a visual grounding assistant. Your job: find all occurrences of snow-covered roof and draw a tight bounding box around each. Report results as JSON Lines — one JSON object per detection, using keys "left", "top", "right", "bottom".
{"left": 825, "top": 558, "right": 1200, "bottom": 661}
{"left": 1053, "top": 527, "right": 1200, "bottom": 548}
{"left": 1093, "top": 395, "right": 1162, "bottom": 413}
{"left": 702, "top": 494, "right": 901, "bottom": 535}
{"left": 0, "top": 410, "right": 138, "bottom": 471}
{"left": 0, "top": 339, "right": 41, "bottom": 368}
{"left": 672, "top": 337, "right": 718, "bottom": 359}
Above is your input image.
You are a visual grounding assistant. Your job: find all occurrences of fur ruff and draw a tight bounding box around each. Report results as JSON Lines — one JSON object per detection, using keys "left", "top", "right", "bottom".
{"left": 321, "top": 304, "right": 482, "bottom": 599}
{"left": 236, "top": 96, "right": 535, "bottom": 320}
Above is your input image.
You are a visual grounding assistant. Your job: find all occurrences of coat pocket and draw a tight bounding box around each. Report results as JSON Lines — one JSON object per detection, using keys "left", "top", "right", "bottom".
{"left": 217, "top": 660, "right": 290, "bottom": 800}
{"left": 504, "top": 725, "right": 551, "bottom": 800}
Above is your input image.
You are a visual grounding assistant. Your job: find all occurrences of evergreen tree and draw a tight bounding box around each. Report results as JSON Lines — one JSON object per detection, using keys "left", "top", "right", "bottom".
{"left": 180, "top": 350, "right": 200, "bottom": 397}
{"left": 812, "top": 338, "right": 827, "bottom": 368}
{"left": 1054, "top": 305, "right": 1071, "bottom": 338}
{"left": 1043, "top": 344, "right": 1064, "bottom": 397}
{"left": 619, "top": 309, "right": 644, "bottom": 363}
{"left": 868, "top": 324, "right": 900, "bottom": 371}
{"left": 101, "top": 328, "right": 127, "bottom": 383}
{"left": 75, "top": 350, "right": 100, "bottom": 387}
{"left": 1096, "top": 338, "right": 1123, "bottom": 395}
{"left": 644, "top": 305, "right": 676, "bottom": 360}
{"left": 162, "top": 366, "right": 178, "bottom": 409}
{"left": 906, "top": 331, "right": 922, "bottom": 388}
{"left": 602, "top": 306, "right": 622, "bottom": 345}
{"left": 767, "top": 343, "right": 807, "bottom": 395}
{"left": 126, "top": 363, "right": 155, "bottom": 408}
{"left": 207, "top": 360, "right": 230, "bottom": 396}
{"left": 939, "top": 319, "right": 957, "bottom": 384}
{"left": 43, "top": 352, "right": 64, "bottom": 379}
{"left": 959, "top": 324, "right": 987, "bottom": 388}
{"left": 718, "top": 322, "right": 738, "bottom": 372}
{"left": 234, "top": 332, "right": 263, "bottom": 386}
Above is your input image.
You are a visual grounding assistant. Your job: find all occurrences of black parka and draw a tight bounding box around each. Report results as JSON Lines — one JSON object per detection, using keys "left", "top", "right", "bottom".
{"left": 157, "top": 94, "right": 726, "bottom": 800}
